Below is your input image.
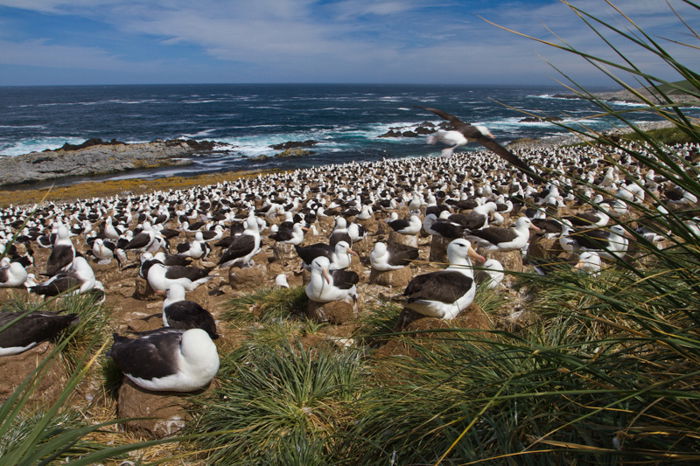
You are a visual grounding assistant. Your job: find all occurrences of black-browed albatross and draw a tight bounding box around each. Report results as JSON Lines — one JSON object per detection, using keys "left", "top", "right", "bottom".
{"left": 416, "top": 106, "right": 544, "bottom": 183}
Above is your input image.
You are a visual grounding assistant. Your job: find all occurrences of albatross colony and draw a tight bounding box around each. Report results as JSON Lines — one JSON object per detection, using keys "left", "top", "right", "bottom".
{"left": 0, "top": 134, "right": 698, "bottom": 394}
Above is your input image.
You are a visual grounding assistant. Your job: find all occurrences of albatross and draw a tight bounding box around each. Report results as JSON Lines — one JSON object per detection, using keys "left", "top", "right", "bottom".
{"left": 108, "top": 328, "right": 219, "bottom": 392}
{"left": 417, "top": 106, "right": 544, "bottom": 183}
{"left": 400, "top": 238, "right": 485, "bottom": 319}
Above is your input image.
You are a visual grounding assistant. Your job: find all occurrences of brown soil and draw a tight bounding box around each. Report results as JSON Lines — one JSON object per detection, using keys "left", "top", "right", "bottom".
{"left": 0, "top": 169, "right": 276, "bottom": 207}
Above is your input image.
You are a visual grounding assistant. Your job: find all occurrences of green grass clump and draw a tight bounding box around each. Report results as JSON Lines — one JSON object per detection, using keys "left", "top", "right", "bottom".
{"left": 190, "top": 344, "right": 364, "bottom": 464}
{"left": 223, "top": 286, "right": 308, "bottom": 325}
{"left": 355, "top": 300, "right": 403, "bottom": 346}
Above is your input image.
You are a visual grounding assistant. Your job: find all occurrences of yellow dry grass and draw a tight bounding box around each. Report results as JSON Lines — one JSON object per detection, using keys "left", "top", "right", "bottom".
{"left": 0, "top": 169, "right": 277, "bottom": 207}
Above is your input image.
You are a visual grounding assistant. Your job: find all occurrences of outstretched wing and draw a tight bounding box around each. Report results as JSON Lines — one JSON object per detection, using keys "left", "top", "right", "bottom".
{"left": 417, "top": 106, "right": 474, "bottom": 134}
{"left": 417, "top": 106, "right": 544, "bottom": 183}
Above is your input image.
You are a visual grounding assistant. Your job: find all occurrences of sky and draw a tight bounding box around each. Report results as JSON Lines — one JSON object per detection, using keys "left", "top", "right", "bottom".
{"left": 0, "top": 0, "right": 697, "bottom": 86}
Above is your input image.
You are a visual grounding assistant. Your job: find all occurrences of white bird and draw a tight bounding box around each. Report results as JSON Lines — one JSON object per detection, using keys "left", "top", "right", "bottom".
{"left": 147, "top": 262, "right": 211, "bottom": 293}
{"left": 109, "top": 328, "right": 220, "bottom": 392}
{"left": 369, "top": 241, "right": 419, "bottom": 271}
{"left": 0, "top": 258, "right": 28, "bottom": 288}
{"left": 478, "top": 258, "right": 504, "bottom": 289}
{"left": 574, "top": 251, "right": 602, "bottom": 275}
{"left": 467, "top": 217, "right": 541, "bottom": 252}
{"left": 305, "top": 256, "right": 359, "bottom": 303}
{"left": 400, "top": 238, "right": 485, "bottom": 319}
{"left": 29, "top": 256, "right": 96, "bottom": 297}
{"left": 275, "top": 273, "right": 290, "bottom": 288}
{"left": 92, "top": 238, "right": 118, "bottom": 265}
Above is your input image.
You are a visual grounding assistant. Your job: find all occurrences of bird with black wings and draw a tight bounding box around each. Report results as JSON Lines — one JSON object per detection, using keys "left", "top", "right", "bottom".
{"left": 417, "top": 106, "right": 544, "bottom": 184}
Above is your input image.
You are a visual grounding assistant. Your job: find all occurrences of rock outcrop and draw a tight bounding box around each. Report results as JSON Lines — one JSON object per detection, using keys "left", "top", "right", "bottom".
{"left": 0, "top": 138, "right": 218, "bottom": 186}
{"left": 270, "top": 140, "right": 318, "bottom": 150}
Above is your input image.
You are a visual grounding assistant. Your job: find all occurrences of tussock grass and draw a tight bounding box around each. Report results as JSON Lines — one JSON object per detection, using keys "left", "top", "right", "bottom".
{"left": 190, "top": 344, "right": 364, "bottom": 464}
{"left": 355, "top": 300, "right": 403, "bottom": 346}
{"left": 223, "top": 286, "right": 308, "bottom": 326}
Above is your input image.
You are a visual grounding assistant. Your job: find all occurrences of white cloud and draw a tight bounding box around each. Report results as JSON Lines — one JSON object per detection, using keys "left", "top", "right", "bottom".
{"left": 0, "top": 0, "right": 696, "bottom": 84}
{"left": 0, "top": 39, "right": 131, "bottom": 69}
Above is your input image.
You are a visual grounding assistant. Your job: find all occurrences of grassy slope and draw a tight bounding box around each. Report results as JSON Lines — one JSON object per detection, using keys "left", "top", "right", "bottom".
{"left": 0, "top": 169, "right": 275, "bottom": 207}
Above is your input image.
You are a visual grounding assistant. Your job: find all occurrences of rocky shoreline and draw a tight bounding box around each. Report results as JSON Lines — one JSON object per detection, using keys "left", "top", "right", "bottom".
{"left": 553, "top": 86, "right": 700, "bottom": 106}
{"left": 0, "top": 115, "right": 679, "bottom": 188}
{"left": 0, "top": 138, "right": 220, "bottom": 187}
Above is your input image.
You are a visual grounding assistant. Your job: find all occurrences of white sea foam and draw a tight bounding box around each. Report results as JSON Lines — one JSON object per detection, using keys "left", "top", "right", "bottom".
{"left": 179, "top": 128, "right": 220, "bottom": 138}
{"left": 0, "top": 136, "right": 86, "bottom": 156}
{"left": 530, "top": 93, "right": 573, "bottom": 100}
{"left": 607, "top": 100, "right": 648, "bottom": 108}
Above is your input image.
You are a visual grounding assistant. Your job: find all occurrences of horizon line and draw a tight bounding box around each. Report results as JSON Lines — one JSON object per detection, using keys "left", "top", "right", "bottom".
{"left": 0, "top": 81, "right": 613, "bottom": 90}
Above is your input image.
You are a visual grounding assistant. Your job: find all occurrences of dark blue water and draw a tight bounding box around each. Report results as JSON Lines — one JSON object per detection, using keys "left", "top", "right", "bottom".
{"left": 0, "top": 83, "right": 678, "bottom": 180}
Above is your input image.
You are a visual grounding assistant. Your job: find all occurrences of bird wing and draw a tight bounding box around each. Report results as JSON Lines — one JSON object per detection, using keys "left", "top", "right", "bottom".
{"left": 165, "top": 265, "right": 209, "bottom": 281}
{"left": 386, "top": 243, "right": 419, "bottom": 266}
{"left": 45, "top": 245, "right": 74, "bottom": 276}
{"left": 110, "top": 329, "right": 183, "bottom": 379}
{"left": 476, "top": 137, "right": 542, "bottom": 181}
{"left": 330, "top": 269, "right": 359, "bottom": 289}
{"left": 417, "top": 106, "right": 471, "bottom": 132}
{"left": 31, "top": 274, "right": 82, "bottom": 296}
{"left": 219, "top": 234, "right": 256, "bottom": 264}
{"left": 0, "top": 312, "right": 77, "bottom": 348}
{"left": 295, "top": 243, "right": 332, "bottom": 265}
{"left": 468, "top": 226, "right": 519, "bottom": 245}
{"left": 404, "top": 271, "right": 474, "bottom": 303}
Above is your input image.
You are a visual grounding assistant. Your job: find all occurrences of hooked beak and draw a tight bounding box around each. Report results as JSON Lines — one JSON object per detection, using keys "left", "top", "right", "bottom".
{"left": 322, "top": 267, "right": 332, "bottom": 284}
{"left": 155, "top": 289, "right": 166, "bottom": 296}
{"left": 348, "top": 248, "right": 359, "bottom": 256}
{"left": 467, "top": 245, "right": 486, "bottom": 264}
{"left": 574, "top": 261, "right": 584, "bottom": 270}
{"left": 530, "top": 224, "right": 542, "bottom": 233}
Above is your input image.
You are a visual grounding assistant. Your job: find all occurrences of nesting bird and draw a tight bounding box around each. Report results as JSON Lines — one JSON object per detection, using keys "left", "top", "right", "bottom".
{"left": 305, "top": 256, "right": 359, "bottom": 303}
{"left": 400, "top": 239, "right": 485, "bottom": 319}
{"left": 370, "top": 241, "right": 419, "bottom": 271}
{"left": 0, "top": 311, "right": 78, "bottom": 356}
{"left": 108, "top": 328, "right": 220, "bottom": 392}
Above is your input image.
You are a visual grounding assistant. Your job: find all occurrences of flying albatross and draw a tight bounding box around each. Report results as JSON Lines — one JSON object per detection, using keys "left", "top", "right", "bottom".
{"left": 416, "top": 106, "right": 544, "bottom": 183}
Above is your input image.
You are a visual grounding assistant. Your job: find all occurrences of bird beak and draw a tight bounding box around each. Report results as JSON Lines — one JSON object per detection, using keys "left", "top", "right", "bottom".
{"left": 349, "top": 248, "right": 359, "bottom": 256}
{"left": 530, "top": 224, "right": 542, "bottom": 233}
{"left": 574, "top": 261, "right": 584, "bottom": 270}
{"left": 467, "top": 245, "right": 486, "bottom": 264}
{"left": 322, "top": 267, "right": 332, "bottom": 284}
{"left": 154, "top": 289, "right": 166, "bottom": 296}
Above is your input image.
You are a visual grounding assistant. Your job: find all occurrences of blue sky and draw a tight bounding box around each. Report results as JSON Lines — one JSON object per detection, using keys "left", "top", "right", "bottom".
{"left": 0, "top": 0, "right": 697, "bottom": 86}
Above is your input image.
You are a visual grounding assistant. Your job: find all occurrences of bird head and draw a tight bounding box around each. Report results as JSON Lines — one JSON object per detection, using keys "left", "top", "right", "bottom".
{"left": 475, "top": 125, "right": 495, "bottom": 139}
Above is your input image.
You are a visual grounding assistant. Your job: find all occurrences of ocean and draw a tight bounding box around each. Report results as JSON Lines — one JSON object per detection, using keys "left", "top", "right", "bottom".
{"left": 0, "top": 83, "right": 678, "bottom": 181}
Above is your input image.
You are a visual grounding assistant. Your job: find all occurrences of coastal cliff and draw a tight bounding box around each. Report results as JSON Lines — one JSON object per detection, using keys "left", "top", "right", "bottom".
{"left": 0, "top": 138, "right": 215, "bottom": 186}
